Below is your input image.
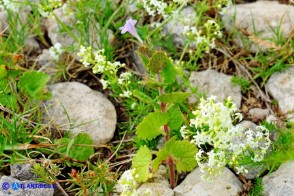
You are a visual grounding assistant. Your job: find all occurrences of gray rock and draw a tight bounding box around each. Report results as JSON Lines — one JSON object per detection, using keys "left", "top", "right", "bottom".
{"left": 163, "top": 6, "right": 197, "bottom": 47}
{"left": 10, "top": 164, "right": 38, "bottom": 181}
{"left": 188, "top": 69, "right": 242, "bottom": 108}
{"left": 43, "top": 82, "right": 117, "bottom": 145}
{"left": 222, "top": 1, "right": 294, "bottom": 52}
{"left": 37, "top": 49, "right": 58, "bottom": 79}
{"left": 126, "top": 0, "right": 138, "bottom": 13}
{"left": 130, "top": 50, "right": 147, "bottom": 75}
{"left": 266, "top": 115, "right": 279, "bottom": 124}
{"left": 137, "top": 166, "right": 173, "bottom": 195}
{"left": 174, "top": 167, "right": 242, "bottom": 196}
{"left": 115, "top": 166, "right": 173, "bottom": 195}
{"left": 0, "top": 175, "right": 54, "bottom": 196}
{"left": 0, "top": 4, "right": 30, "bottom": 33}
{"left": 44, "top": 7, "right": 114, "bottom": 58}
{"left": 0, "top": 11, "right": 8, "bottom": 32}
{"left": 137, "top": 182, "right": 174, "bottom": 196}
{"left": 266, "top": 115, "right": 284, "bottom": 131}
{"left": 24, "top": 38, "right": 40, "bottom": 53}
{"left": 265, "top": 67, "right": 294, "bottom": 122}
{"left": 238, "top": 120, "right": 258, "bottom": 132}
{"left": 263, "top": 161, "right": 294, "bottom": 196}
{"left": 249, "top": 108, "right": 270, "bottom": 121}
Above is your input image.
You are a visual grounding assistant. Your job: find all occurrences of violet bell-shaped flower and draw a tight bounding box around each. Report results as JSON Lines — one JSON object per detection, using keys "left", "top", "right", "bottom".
{"left": 119, "top": 18, "right": 143, "bottom": 44}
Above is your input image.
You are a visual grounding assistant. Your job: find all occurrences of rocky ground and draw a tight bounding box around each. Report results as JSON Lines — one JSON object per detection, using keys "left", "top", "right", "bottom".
{"left": 0, "top": 0, "right": 294, "bottom": 196}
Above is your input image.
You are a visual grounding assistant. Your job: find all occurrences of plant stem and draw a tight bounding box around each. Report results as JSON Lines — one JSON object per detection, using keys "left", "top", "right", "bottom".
{"left": 156, "top": 74, "right": 175, "bottom": 189}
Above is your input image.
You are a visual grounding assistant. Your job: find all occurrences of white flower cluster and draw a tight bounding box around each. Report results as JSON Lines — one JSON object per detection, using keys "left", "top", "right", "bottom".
{"left": 184, "top": 19, "right": 222, "bottom": 53}
{"left": 48, "top": 42, "right": 63, "bottom": 61}
{"left": 0, "top": 0, "right": 22, "bottom": 12}
{"left": 118, "top": 72, "right": 132, "bottom": 85}
{"left": 117, "top": 169, "right": 139, "bottom": 196}
{"left": 183, "top": 96, "right": 271, "bottom": 181}
{"left": 77, "top": 45, "right": 132, "bottom": 98}
{"left": 215, "top": 0, "right": 232, "bottom": 15}
{"left": 142, "top": 0, "right": 186, "bottom": 19}
{"left": 77, "top": 45, "right": 125, "bottom": 74}
{"left": 37, "top": 0, "right": 62, "bottom": 17}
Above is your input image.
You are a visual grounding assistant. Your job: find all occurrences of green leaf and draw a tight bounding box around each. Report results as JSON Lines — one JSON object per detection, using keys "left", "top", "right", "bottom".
{"left": 133, "top": 90, "right": 154, "bottom": 104}
{"left": 18, "top": 71, "right": 50, "bottom": 99}
{"left": 136, "top": 45, "right": 152, "bottom": 66}
{"left": 55, "top": 138, "right": 70, "bottom": 155}
{"left": 0, "top": 65, "right": 7, "bottom": 80}
{"left": 152, "top": 146, "right": 169, "bottom": 172}
{"left": 146, "top": 51, "right": 168, "bottom": 74}
{"left": 70, "top": 133, "right": 94, "bottom": 161}
{"left": 132, "top": 146, "right": 152, "bottom": 182}
{"left": 168, "top": 106, "right": 183, "bottom": 130}
{"left": 161, "top": 60, "right": 177, "bottom": 84}
{"left": 0, "top": 77, "right": 10, "bottom": 94}
{"left": 152, "top": 137, "right": 197, "bottom": 172}
{"left": 0, "top": 94, "right": 17, "bottom": 108}
{"left": 157, "top": 92, "right": 191, "bottom": 103}
{"left": 136, "top": 112, "right": 169, "bottom": 140}
{"left": 172, "top": 140, "right": 198, "bottom": 172}
{"left": 55, "top": 133, "right": 94, "bottom": 162}
{"left": 140, "top": 76, "right": 164, "bottom": 89}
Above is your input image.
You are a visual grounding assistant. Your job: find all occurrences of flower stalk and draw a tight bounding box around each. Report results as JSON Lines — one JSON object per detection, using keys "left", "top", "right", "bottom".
{"left": 156, "top": 73, "right": 175, "bottom": 189}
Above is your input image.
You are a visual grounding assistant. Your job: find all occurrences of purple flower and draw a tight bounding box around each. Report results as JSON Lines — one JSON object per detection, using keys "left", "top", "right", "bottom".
{"left": 119, "top": 18, "right": 143, "bottom": 44}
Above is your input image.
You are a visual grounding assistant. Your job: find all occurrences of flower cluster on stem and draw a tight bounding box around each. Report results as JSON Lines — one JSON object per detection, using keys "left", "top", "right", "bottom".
{"left": 117, "top": 169, "right": 139, "bottom": 196}
{"left": 142, "top": 0, "right": 186, "bottom": 19}
{"left": 49, "top": 42, "right": 63, "bottom": 61}
{"left": 184, "top": 19, "right": 223, "bottom": 53}
{"left": 77, "top": 45, "right": 133, "bottom": 99}
{"left": 181, "top": 96, "right": 271, "bottom": 181}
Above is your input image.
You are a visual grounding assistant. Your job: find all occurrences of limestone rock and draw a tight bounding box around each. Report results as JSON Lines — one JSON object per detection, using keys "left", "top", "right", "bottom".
{"left": 44, "top": 7, "right": 114, "bottom": 58}
{"left": 174, "top": 167, "right": 242, "bottom": 196}
{"left": 188, "top": 69, "right": 242, "bottom": 108}
{"left": 24, "top": 38, "right": 40, "bottom": 53}
{"left": 222, "top": 1, "right": 294, "bottom": 52}
{"left": 263, "top": 161, "right": 294, "bottom": 196}
{"left": 266, "top": 115, "right": 284, "bottom": 131}
{"left": 163, "top": 6, "right": 197, "bottom": 47}
{"left": 136, "top": 165, "right": 173, "bottom": 195}
{"left": 37, "top": 49, "right": 58, "bottom": 79}
{"left": 10, "top": 164, "right": 38, "bottom": 181}
{"left": 0, "top": 176, "right": 54, "bottom": 196}
{"left": 137, "top": 182, "right": 174, "bottom": 196}
{"left": 238, "top": 120, "right": 257, "bottom": 132}
{"left": 115, "top": 166, "right": 173, "bottom": 195}
{"left": 0, "top": 11, "right": 8, "bottom": 32}
{"left": 265, "top": 67, "right": 294, "bottom": 122}
{"left": 249, "top": 108, "right": 270, "bottom": 121}
{"left": 130, "top": 50, "right": 147, "bottom": 75}
{"left": 43, "top": 82, "right": 117, "bottom": 145}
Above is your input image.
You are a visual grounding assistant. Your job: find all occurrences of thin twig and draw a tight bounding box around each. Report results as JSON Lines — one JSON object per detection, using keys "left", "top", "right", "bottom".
{"left": 55, "top": 181, "right": 69, "bottom": 196}
{"left": 106, "top": 131, "right": 127, "bottom": 163}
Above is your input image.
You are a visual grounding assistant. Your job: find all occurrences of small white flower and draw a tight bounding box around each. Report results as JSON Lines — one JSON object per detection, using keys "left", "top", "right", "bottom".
{"left": 48, "top": 43, "right": 63, "bottom": 61}
{"left": 117, "top": 169, "right": 139, "bottom": 195}
{"left": 82, "top": 61, "right": 90, "bottom": 67}
{"left": 131, "top": 103, "right": 136, "bottom": 109}
{"left": 120, "top": 90, "right": 132, "bottom": 98}
{"left": 100, "top": 79, "right": 108, "bottom": 90}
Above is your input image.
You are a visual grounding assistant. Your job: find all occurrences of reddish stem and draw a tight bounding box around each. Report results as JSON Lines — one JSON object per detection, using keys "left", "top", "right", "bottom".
{"left": 157, "top": 74, "right": 175, "bottom": 189}
{"left": 168, "top": 156, "right": 176, "bottom": 189}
